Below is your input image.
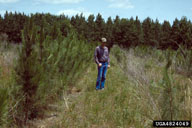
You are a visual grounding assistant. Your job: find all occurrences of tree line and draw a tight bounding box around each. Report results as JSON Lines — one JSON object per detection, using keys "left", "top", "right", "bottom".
{"left": 0, "top": 11, "right": 192, "bottom": 49}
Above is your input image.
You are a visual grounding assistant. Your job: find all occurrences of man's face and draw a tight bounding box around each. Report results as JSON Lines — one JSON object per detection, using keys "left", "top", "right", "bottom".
{"left": 101, "top": 42, "right": 106, "bottom": 46}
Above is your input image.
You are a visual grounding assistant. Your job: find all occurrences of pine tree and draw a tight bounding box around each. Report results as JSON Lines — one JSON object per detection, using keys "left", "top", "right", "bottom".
{"left": 119, "top": 18, "right": 131, "bottom": 47}
{"left": 170, "top": 18, "right": 180, "bottom": 49}
{"left": 1, "top": 11, "right": 27, "bottom": 43}
{"left": 106, "top": 16, "right": 114, "bottom": 49}
{"left": 70, "top": 16, "right": 76, "bottom": 27}
{"left": 161, "top": 50, "right": 175, "bottom": 120}
{"left": 129, "top": 17, "right": 139, "bottom": 47}
{"left": 60, "top": 19, "right": 71, "bottom": 37}
{"left": 15, "top": 17, "right": 42, "bottom": 124}
{"left": 161, "top": 20, "right": 171, "bottom": 49}
{"left": 190, "top": 21, "right": 192, "bottom": 48}
{"left": 142, "top": 17, "right": 153, "bottom": 46}
{"left": 71, "top": 14, "right": 87, "bottom": 39}
{"left": 95, "top": 13, "right": 105, "bottom": 41}
{"left": 39, "top": 17, "right": 46, "bottom": 63}
{"left": 116, "top": 17, "right": 138, "bottom": 47}
{"left": 146, "top": 19, "right": 162, "bottom": 48}
{"left": 77, "top": 13, "right": 87, "bottom": 38}
{"left": 50, "top": 23, "right": 59, "bottom": 40}
{"left": 86, "top": 14, "right": 95, "bottom": 42}
{"left": 179, "top": 17, "right": 192, "bottom": 48}
{"left": 113, "top": 15, "right": 121, "bottom": 45}
{"left": 134, "top": 16, "right": 143, "bottom": 46}
{"left": 0, "top": 15, "right": 3, "bottom": 34}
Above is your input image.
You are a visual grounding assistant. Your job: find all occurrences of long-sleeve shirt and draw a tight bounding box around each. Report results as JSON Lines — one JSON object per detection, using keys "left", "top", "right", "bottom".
{"left": 94, "top": 46, "right": 110, "bottom": 65}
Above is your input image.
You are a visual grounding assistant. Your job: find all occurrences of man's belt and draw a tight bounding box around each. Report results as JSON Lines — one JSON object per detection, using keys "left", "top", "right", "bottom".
{"left": 99, "top": 61, "right": 107, "bottom": 63}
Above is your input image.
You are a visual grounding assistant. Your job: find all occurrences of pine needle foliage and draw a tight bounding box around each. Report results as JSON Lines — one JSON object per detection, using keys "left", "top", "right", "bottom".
{"left": 41, "top": 30, "right": 95, "bottom": 89}
{"left": 14, "top": 17, "right": 42, "bottom": 124}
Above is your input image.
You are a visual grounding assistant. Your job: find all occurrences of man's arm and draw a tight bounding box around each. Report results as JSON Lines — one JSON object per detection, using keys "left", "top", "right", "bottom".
{"left": 94, "top": 47, "right": 100, "bottom": 65}
{"left": 107, "top": 47, "right": 110, "bottom": 67}
{"left": 108, "top": 56, "right": 110, "bottom": 65}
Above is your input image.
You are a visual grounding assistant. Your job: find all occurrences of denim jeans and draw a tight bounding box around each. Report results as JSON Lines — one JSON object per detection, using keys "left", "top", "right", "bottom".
{"left": 96, "top": 62, "right": 108, "bottom": 90}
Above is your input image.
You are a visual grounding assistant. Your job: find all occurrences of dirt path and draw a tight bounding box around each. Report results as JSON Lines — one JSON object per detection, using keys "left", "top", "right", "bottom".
{"left": 29, "top": 87, "right": 82, "bottom": 128}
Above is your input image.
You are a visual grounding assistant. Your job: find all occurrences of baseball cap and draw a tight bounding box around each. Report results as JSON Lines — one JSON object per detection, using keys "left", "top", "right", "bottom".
{"left": 101, "top": 37, "right": 107, "bottom": 43}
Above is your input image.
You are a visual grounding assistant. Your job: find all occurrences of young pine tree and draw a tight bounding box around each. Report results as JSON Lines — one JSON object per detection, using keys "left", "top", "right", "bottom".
{"left": 15, "top": 17, "right": 42, "bottom": 124}
{"left": 39, "top": 17, "right": 46, "bottom": 63}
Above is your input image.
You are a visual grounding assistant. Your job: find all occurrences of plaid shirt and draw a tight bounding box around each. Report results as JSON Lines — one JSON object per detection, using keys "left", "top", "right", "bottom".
{"left": 94, "top": 46, "right": 110, "bottom": 65}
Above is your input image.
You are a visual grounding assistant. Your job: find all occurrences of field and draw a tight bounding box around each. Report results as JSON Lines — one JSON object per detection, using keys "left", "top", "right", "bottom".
{"left": 0, "top": 41, "right": 191, "bottom": 127}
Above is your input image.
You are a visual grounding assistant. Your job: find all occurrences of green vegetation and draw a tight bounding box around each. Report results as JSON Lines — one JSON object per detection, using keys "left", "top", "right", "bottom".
{"left": 0, "top": 88, "right": 8, "bottom": 127}
{"left": 0, "top": 17, "right": 95, "bottom": 127}
{"left": 1, "top": 42, "right": 192, "bottom": 127}
{"left": 58, "top": 45, "right": 191, "bottom": 128}
{"left": 0, "top": 13, "right": 192, "bottom": 127}
{"left": 0, "top": 12, "right": 192, "bottom": 50}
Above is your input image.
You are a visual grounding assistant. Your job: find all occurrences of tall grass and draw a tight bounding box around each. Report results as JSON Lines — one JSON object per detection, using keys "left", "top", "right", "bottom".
{"left": 174, "top": 45, "right": 192, "bottom": 77}
{"left": 0, "top": 88, "right": 8, "bottom": 127}
{"left": 0, "top": 43, "right": 19, "bottom": 128}
{"left": 132, "top": 46, "right": 191, "bottom": 120}
{"left": 58, "top": 45, "right": 191, "bottom": 128}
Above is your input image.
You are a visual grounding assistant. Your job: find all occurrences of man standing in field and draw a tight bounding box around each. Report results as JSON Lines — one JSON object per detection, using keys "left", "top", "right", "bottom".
{"left": 94, "top": 37, "right": 110, "bottom": 90}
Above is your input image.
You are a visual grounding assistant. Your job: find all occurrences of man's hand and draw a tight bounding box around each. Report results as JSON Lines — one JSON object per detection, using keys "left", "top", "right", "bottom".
{"left": 108, "top": 65, "right": 110, "bottom": 68}
{"left": 98, "top": 63, "right": 102, "bottom": 67}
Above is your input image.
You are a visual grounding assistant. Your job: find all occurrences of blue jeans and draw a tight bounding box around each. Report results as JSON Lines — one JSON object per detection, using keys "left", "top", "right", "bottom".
{"left": 96, "top": 62, "right": 108, "bottom": 90}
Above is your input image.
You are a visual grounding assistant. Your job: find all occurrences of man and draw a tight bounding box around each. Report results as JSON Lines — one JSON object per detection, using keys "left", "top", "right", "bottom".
{"left": 94, "top": 37, "right": 110, "bottom": 90}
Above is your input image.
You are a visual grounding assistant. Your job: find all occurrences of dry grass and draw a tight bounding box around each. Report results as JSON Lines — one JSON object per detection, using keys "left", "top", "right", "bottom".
{"left": 55, "top": 46, "right": 192, "bottom": 127}
{"left": 125, "top": 47, "right": 192, "bottom": 121}
{"left": 0, "top": 43, "right": 20, "bottom": 127}
{"left": 0, "top": 44, "right": 19, "bottom": 88}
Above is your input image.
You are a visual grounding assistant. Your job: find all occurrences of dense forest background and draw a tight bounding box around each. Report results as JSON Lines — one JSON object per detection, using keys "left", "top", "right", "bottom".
{"left": 0, "top": 11, "right": 192, "bottom": 49}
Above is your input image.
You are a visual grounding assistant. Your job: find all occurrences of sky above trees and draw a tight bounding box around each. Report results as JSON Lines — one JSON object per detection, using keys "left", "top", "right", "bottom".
{"left": 0, "top": 0, "right": 192, "bottom": 23}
